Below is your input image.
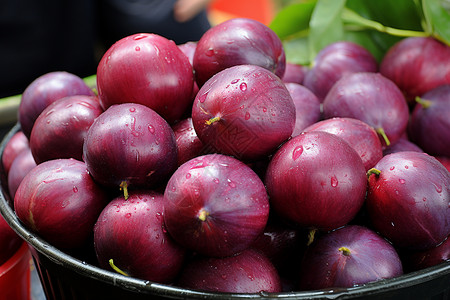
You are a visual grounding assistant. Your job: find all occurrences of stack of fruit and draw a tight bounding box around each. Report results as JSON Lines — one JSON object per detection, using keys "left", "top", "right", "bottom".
{"left": 1, "top": 1, "right": 449, "bottom": 295}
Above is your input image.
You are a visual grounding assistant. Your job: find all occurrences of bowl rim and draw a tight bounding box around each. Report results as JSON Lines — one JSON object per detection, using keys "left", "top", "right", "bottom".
{"left": 0, "top": 123, "right": 449, "bottom": 299}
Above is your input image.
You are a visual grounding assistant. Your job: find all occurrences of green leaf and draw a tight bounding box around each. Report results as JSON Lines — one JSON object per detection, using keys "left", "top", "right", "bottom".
{"left": 422, "top": 0, "right": 450, "bottom": 45}
{"left": 282, "top": 37, "right": 310, "bottom": 65}
{"left": 308, "top": 0, "right": 346, "bottom": 62}
{"left": 345, "top": 0, "right": 425, "bottom": 54}
{"left": 269, "top": 1, "right": 317, "bottom": 40}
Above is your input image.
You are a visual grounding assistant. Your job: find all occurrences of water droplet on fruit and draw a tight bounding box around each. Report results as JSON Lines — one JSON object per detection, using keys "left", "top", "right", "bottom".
{"left": 240, "top": 82, "right": 247, "bottom": 91}
{"left": 73, "top": 186, "right": 78, "bottom": 193}
{"left": 262, "top": 107, "right": 267, "bottom": 112}
{"left": 245, "top": 112, "right": 251, "bottom": 120}
{"left": 423, "top": 197, "right": 427, "bottom": 202}
{"left": 186, "top": 173, "right": 191, "bottom": 179}
{"left": 239, "top": 105, "right": 245, "bottom": 109}
{"left": 227, "top": 179, "right": 236, "bottom": 188}
{"left": 213, "top": 178, "right": 219, "bottom": 184}
{"left": 125, "top": 213, "right": 132, "bottom": 218}
{"left": 434, "top": 183, "right": 442, "bottom": 193}
{"left": 129, "top": 107, "right": 136, "bottom": 112}
{"left": 292, "top": 146, "right": 303, "bottom": 160}
{"left": 405, "top": 165, "right": 409, "bottom": 169}
{"left": 391, "top": 222, "right": 395, "bottom": 227}
{"left": 398, "top": 178, "right": 406, "bottom": 184}
{"left": 331, "top": 176, "right": 338, "bottom": 187}
{"left": 205, "top": 48, "right": 214, "bottom": 57}
{"left": 198, "top": 92, "right": 208, "bottom": 103}
{"left": 135, "top": 46, "right": 140, "bottom": 51}
{"left": 148, "top": 125, "right": 155, "bottom": 134}
{"left": 231, "top": 79, "right": 240, "bottom": 84}
{"left": 133, "top": 34, "right": 147, "bottom": 40}
{"left": 390, "top": 166, "right": 395, "bottom": 171}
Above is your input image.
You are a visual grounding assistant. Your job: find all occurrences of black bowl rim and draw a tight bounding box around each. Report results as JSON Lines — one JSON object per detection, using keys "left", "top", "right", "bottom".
{"left": 0, "top": 123, "right": 449, "bottom": 299}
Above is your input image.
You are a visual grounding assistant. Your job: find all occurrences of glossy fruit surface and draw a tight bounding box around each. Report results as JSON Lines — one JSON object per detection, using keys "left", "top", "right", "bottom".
{"left": 94, "top": 191, "right": 186, "bottom": 283}
{"left": 18, "top": 71, "right": 94, "bottom": 138}
{"left": 193, "top": 18, "right": 285, "bottom": 86}
{"left": 30, "top": 95, "right": 103, "bottom": 164}
{"left": 192, "top": 64, "right": 295, "bottom": 161}
{"left": 265, "top": 131, "right": 367, "bottom": 231}
{"left": 164, "top": 154, "right": 270, "bottom": 257}
{"left": 14, "top": 159, "right": 109, "bottom": 250}
{"left": 298, "top": 225, "right": 403, "bottom": 290}
{"left": 83, "top": 103, "right": 177, "bottom": 191}
{"left": 177, "top": 249, "right": 282, "bottom": 293}
{"left": 323, "top": 72, "right": 409, "bottom": 147}
{"left": 367, "top": 151, "right": 450, "bottom": 250}
{"left": 97, "top": 33, "right": 194, "bottom": 124}
{"left": 380, "top": 37, "right": 450, "bottom": 104}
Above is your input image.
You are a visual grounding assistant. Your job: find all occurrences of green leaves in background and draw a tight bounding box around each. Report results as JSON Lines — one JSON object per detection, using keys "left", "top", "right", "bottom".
{"left": 422, "top": 0, "right": 450, "bottom": 43}
{"left": 270, "top": 0, "right": 450, "bottom": 65}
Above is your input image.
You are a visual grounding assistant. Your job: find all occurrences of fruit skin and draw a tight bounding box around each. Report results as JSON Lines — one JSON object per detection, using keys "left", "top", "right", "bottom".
{"left": 172, "top": 117, "right": 207, "bottom": 167}
{"left": 96, "top": 33, "right": 194, "bottom": 124}
{"left": 7, "top": 147, "right": 36, "bottom": 200}
{"left": 401, "top": 236, "right": 450, "bottom": 272}
{"left": 282, "top": 63, "right": 309, "bottom": 85}
{"left": 408, "top": 84, "right": 450, "bottom": 157}
{"left": 0, "top": 213, "right": 23, "bottom": 266}
{"left": 164, "top": 154, "right": 270, "bottom": 258}
{"left": 83, "top": 103, "right": 178, "bottom": 191}
{"left": 18, "top": 71, "right": 94, "bottom": 138}
{"left": 383, "top": 137, "right": 423, "bottom": 156}
{"left": 298, "top": 225, "right": 403, "bottom": 290}
{"left": 29, "top": 95, "right": 103, "bottom": 164}
{"left": 94, "top": 191, "right": 186, "bottom": 283}
{"left": 193, "top": 18, "right": 286, "bottom": 87}
{"left": 303, "top": 41, "right": 378, "bottom": 101}
{"left": 322, "top": 72, "right": 410, "bottom": 147}
{"left": 265, "top": 131, "right": 367, "bottom": 231}
{"left": 303, "top": 117, "right": 383, "bottom": 171}
{"left": 285, "top": 82, "right": 321, "bottom": 137}
{"left": 1, "top": 131, "right": 29, "bottom": 176}
{"left": 366, "top": 151, "right": 450, "bottom": 251}
{"left": 177, "top": 249, "right": 282, "bottom": 293}
{"left": 380, "top": 37, "right": 450, "bottom": 104}
{"left": 192, "top": 64, "right": 295, "bottom": 162}
{"left": 14, "top": 159, "right": 109, "bottom": 250}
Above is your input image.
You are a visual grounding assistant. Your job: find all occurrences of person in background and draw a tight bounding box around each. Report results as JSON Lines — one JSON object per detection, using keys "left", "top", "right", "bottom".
{"left": 0, "top": 0, "right": 213, "bottom": 99}
{"left": 96, "top": 0, "right": 213, "bottom": 56}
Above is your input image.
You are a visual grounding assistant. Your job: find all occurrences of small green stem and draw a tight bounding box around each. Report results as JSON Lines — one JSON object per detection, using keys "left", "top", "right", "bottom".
{"left": 198, "top": 209, "right": 209, "bottom": 222}
{"left": 367, "top": 168, "right": 381, "bottom": 179}
{"left": 205, "top": 116, "right": 220, "bottom": 125}
{"left": 376, "top": 127, "right": 391, "bottom": 147}
{"left": 306, "top": 228, "right": 317, "bottom": 246}
{"left": 339, "top": 246, "right": 351, "bottom": 256}
{"left": 109, "top": 259, "right": 129, "bottom": 276}
{"left": 415, "top": 96, "right": 432, "bottom": 109}
{"left": 120, "top": 181, "right": 129, "bottom": 200}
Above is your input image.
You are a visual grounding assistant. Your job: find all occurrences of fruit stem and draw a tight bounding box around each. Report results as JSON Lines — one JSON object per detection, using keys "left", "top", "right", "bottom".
{"left": 205, "top": 116, "right": 221, "bottom": 125}
{"left": 415, "top": 96, "right": 432, "bottom": 109}
{"left": 341, "top": 8, "right": 430, "bottom": 38}
{"left": 109, "top": 259, "right": 129, "bottom": 276}
{"left": 306, "top": 228, "right": 317, "bottom": 246}
{"left": 375, "top": 127, "right": 390, "bottom": 146}
{"left": 198, "top": 209, "right": 209, "bottom": 222}
{"left": 367, "top": 168, "right": 381, "bottom": 179}
{"left": 338, "top": 246, "right": 351, "bottom": 256}
{"left": 120, "top": 181, "right": 129, "bottom": 200}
